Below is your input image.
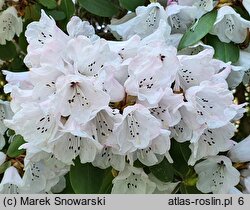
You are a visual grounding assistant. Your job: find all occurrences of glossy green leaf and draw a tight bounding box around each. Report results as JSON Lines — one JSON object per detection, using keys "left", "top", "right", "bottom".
{"left": 206, "top": 34, "right": 240, "bottom": 63}
{"left": 46, "top": 10, "right": 66, "bottom": 21}
{"left": 60, "top": 173, "right": 75, "bottom": 194}
{"left": 70, "top": 157, "right": 113, "bottom": 193}
{"left": 98, "top": 168, "right": 114, "bottom": 193}
{"left": 178, "top": 10, "right": 217, "bottom": 50}
{"left": 119, "top": 0, "right": 145, "bottom": 12}
{"left": 18, "top": 32, "right": 28, "bottom": 53}
{"left": 0, "top": 41, "right": 17, "bottom": 61}
{"left": 169, "top": 141, "right": 191, "bottom": 179}
{"left": 234, "top": 6, "right": 250, "bottom": 21}
{"left": 79, "top": 0, "right": 119, "bottom": 17}
{"left": 133, "top": 159, "right": 145, "bottom": 168}
{"left": 38, "top": 0, "right": 57, "bottom": 9}
{"left": 0, "top": 161, "right": 11, "bottom": 174}
{"left": 149, "top": 157, "right": 174, "bottom": 182}
{"left": 9, "top": 56, "right": 27, "bottom": 72}
{"left": 58, "top": 0, "right": 75, "bottom": 20}
{"left": 6, "top": 135, "right": 26, "bottom": 158}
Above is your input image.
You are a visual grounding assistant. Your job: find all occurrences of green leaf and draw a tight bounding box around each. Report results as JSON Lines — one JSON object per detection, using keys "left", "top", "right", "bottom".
{"left": 70, "top": 157, "right": 113, "bottom": 193}
{"left": 157, "top": 0, "right": 167, "bottom": 7}
{"left": 178, "top": 10, "right": 217, "bottom": 50}
{"left": 206, "top": 34, "right": 240, "bottom": 63}
{"left": 169, "top": 141, "right": 191, "bottom": 179}
{"left": 133, "top": 159, "right": 145, "bottom": 168}
{"left": 149, "top": 157, "right": 174, "bottom": 182}
{"left": 9, "top": 56, "right": 27, "bottom": 72}
{"left": 98, "top": 168, "right": 114, "bottom": 193}
{"left": 79, "top": 0, "right": 119, "bottom": 17}
{"left": 58, "top": 0, "right": 75, "bottom": 20}
{"left": 119, "top": 0, "right": 145, "bottom": 12}
{"left": 24, "top": 4, "right": 41, "bottom": 20}
{"left": 38, "top": 0, "right": 57, "bottom": 9}
{"left": 18, "top": 32, "right": 28, "bottom": 53}
{"left": 0, "top": 41, "right": 17, "bottom": 61}
{"left": 60, "top": 173, "right": 75, "bottom": 194}
{"left": 45, "top": 10, "right": 66, "bottom": 21}
{"left": 0, "top": 161, "right": 11, "bottom": 174}
{"left": 180, "top": 183, "right": 201, "bottom": 194}
{"left": 6, "top": 135, "right": 26, "bottom": 158}
{"left": 234, "top": 6, "right": 250, "bottom": 21}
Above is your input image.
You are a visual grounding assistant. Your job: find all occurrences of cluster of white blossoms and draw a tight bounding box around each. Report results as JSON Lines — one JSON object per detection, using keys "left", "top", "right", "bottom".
{"left": 0, "top": 1, "right": 250, "bottom": 194}
{"left": 0, "top": 2, "right": 23, "bottom": 45}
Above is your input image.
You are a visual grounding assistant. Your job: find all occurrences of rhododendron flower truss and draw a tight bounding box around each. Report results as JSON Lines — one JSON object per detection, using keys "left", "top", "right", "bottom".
{"left": 1, "top": 1, "right": 250, "bottom": 195}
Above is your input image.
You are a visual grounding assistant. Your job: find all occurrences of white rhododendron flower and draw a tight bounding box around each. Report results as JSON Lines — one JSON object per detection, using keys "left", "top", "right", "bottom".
{"left": 0, "top": 100, "right": 13, "bottom": 134}
{"left": 210, "top": 6, "right": 250, "bottom": 43}
{"left": 148, "top": 173, "right": 179, "bottom": 194}
{"left": 109, "top": 3, "right": 170, "bottom": 40}
{"left": 166, "top": 4, "right": 197, "bottom": 34}
{"left": 24, "top": 10, "right": 69, "bottom": 68}
{"left": 67, "top": 16, "right": 99, "bottom": 41}
{"left": 228, "top": 135, "right": 250, "bottom": 163}
{"left": 195, "top": 156, "right": 240, "bottom": 193}
{"left": 50, "top": 117, "right": 103, "bottom": 165}
{"left": 176, "top": 49, "right": 230, "bottom": 90}
{"left": 0, "top": 151, "right": 6, "bottom": 166}
{"left": 0, "top": 166, "right": 24, "bottom": 194}
{"left": 83, "top": 108, "right": 122, "bottom": 145}
{"left": 0, "top": 100, "right": 13, "bottom": 149}
{"left": 92, "top": 146, "right": 126, "bottom": 171}
{"left": 243, "top": 176, "right": 250, "bottom": 193}
{"left": 240, "top": 165, "right": 250, "bottom": 193}
{"left": 0, "top": 0, "right": 4, "bottom": 10}
{"left": 232, "top": 45, "right": 250, "bottom": 86}
{"left": 21, "top": 144, "right": 69, "bottom": 193}
{"left": 54, "top": 75, "right": 110, "bottom": 124}
{"left": 149, "top": 88, "right": 183, "bottom": 128}
{"left": 243, "top": 0, "right": 250, "bottom": 15}
{"left": 124, "top": 43, "right": 179, "bottom": 104}
{"left": 178, "top": 0, "right": 214, "bottom": 17}
{"left": 184, "top": 79, "right": 238, "bottom": 128}
{"left": 188, "top": 123, "right": 236, "bottom": 165}
{"left": 4, "top": 103, "right": 59, "bottom": 150}
{"left": 111, "top": 164, "right": 156, "bottom": 194}
{"left": 0, "top": 6, "right": 23, "bottom": 45}
{"left": 127, "top": 129, "right": 172, "bottom": 166}
{"left": 108, "top": 104, "right": 162, "bottom": 154}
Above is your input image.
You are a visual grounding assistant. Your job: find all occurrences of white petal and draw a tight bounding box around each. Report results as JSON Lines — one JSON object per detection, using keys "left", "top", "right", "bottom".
{"left": 195, "top": 156, "right": 240, "bottom": 193}
{"left": 228, "top": 135, "right": 250, "bottom": 163}
{"left": 111, "top": 164, "right": 156, "bottom": 194}
{"left": 0, "top": 151, "right": 6, "bottom": 166}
